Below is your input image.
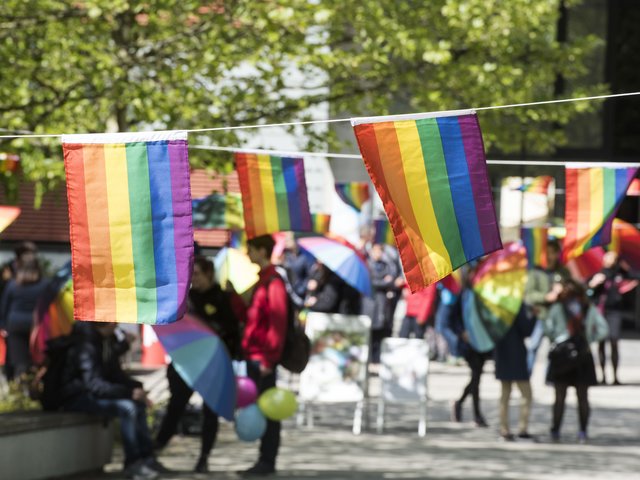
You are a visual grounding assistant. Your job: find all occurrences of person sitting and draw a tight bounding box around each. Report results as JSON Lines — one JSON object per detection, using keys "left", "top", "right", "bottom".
{"left": 60, "top": 322, "right": 161, "bottom": 479}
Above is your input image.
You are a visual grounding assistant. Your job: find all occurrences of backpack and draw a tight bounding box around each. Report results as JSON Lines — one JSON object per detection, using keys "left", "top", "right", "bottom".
{"left": 271, "top": 267, "right": 311, "bottom": 374}
{"left": 38, "top": 335, "right": 77, "bottom": 411}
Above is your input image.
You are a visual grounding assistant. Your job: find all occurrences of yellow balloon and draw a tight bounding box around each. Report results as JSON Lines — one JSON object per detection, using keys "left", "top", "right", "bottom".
{"left": 257, "top": 388, "right": 297, "bottom": 421}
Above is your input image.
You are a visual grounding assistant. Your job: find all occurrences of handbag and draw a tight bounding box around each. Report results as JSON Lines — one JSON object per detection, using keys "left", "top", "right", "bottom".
{"left": 547, "top": 335, "right": 588, "bottom": 378}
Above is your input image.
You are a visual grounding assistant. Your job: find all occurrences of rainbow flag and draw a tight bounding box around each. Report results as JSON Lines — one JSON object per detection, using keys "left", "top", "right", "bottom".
{"left": 563, "top": 164, "right": 638, "bottom": 261}
{"left": 373, "top": 219, "right": 395, "bottom": 245}
{"left": 520, "top": 226, "right": 548, "bottom": 269}
{"left": 235, "top": 153, "right": 312, "bottom": 239}
{"left": 0, "top": 206, "right": 21, "bottom": 233}
{"left": 311, "top": 213, "right": 331, "bottom": 234}
{"left": 518, "top": 175, "right": 552, "bottom": 194}
{"left": 335, "top": 182, "right": 370, "bottom": 211}
{"left": 0, "top": 153, "right": 19, "bottom": 173}
{"left": 192, "top": 192, "right": 244, "bottom": 230}
{"left": 352, "top": 110, "right": 502, "bottom": 292}
{"left": 62, "top": 131, "right": 194, "bottom": 325}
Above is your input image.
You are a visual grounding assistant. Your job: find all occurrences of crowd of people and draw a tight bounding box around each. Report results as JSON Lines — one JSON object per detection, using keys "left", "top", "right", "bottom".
{"left": 0, "top": 233, "right": 637, "bottom": 478}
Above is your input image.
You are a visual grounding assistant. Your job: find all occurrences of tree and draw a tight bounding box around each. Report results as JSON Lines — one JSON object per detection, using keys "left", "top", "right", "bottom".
{"left": 0, "top": 0, "right": 603, "bottom": 203}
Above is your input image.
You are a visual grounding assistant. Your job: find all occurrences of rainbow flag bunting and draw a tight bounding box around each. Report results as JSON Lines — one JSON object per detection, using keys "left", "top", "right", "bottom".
{"left": 229, "top": 229, "right": 247, "bottom": 249}
{"left": 517, "top": 175, "right": 553, "bottom": 194}
{"left": 235, "top": 153, "right": 312, "bottom": 239}
{"left": 335, "top": 182, "right": 370, "bottom": 211}
{"left": 0, "top": 153, "right": 19, "bottom": 173}
{"left": 352, "top": 109, "right": 502, "bottom": 292}
{"left": 520, "top": 226, "right": 548, "bottom": 269}
{"left": 563, "top": 164, "right": 638, "bottom": 261}
{"left": 192, "top": 192, "right": 244, "bottom": 230}
{"left": 373, "top": 219, "right": 395, "bottom": 245}
{"left": 0, "top": 206, "right": 21, "bottom": 233}
{"left": 62, "top": 131, "right": 194, "bottom": 325}
{"left": 311, "top": 213, "right": 331, "bottom": 234}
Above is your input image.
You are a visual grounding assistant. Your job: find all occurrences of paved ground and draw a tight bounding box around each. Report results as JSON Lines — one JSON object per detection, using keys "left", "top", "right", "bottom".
{"left": 96, "top": 337, "right": 640, "bottom": 480}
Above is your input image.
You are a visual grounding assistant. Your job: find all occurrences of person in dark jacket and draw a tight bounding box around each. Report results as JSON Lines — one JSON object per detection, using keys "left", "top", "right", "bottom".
{"left": 60, "top": 322, "right": 160, "bottom": 479}
{"left": 240, "top": 235, "right": 288, "bottom": 477}
{"left": 494, "top": 306, "right": 536, "bottom": 441}
{"left": 155, "top": 256, "right": 245, "bottom": 473}
{"left": 304, "top": 262, "right": 342, "bottom": 313}
{"left": 0, "top": 258, "right": 47, "bottom": 378}
{"left": 368, "top": 243, "right": 398, "bottom": 364}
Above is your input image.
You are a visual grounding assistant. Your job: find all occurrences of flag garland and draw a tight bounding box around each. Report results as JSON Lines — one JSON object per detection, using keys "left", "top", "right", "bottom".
{"left": 0, "top": 153, "right": 19, "bottom": 173}
{"left": 335, "top": 182, "right": 370, "bottom": 211}
{"left": 235, "top": 153, "right": 312, "bottom": 239}
{"left": 373, "top": 219, "right": 395, "bottom": 245}
{"left": 563, "top": 164, "right": 638, "bottom": 261}
{"left": 0, "top": 206, "right": 21, "bottom": 233}
{"left": 311, "top": 213, "right": 331, "bottom": 234}
{"left": 627, "top": 178, "right": 640, "bottom": 196}
{"left": 62, "top": 131, "right": 194, "bottom": 325}
{"left": 520, "top": 226, "right": 548, "bottom": 269}
{"left": 192, "top": 192, "right": 244, "bottom": 230}
{"left": 517, "top": 175, "right": 553, "bottom": 194}
{"left": 352, "top": 109, "right": 502, "bottom": 292}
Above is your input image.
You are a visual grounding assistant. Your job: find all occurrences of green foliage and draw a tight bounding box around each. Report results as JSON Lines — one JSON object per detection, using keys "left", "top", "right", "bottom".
{"left": 0, "top": 0, "right": 604, "bottom": 202}
{"left": 0, "top": 377, "right": 41, "bottom": 413}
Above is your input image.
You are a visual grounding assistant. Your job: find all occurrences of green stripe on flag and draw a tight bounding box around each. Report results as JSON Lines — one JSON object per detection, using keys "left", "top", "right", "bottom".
{"left": 270, "top": 156, "right": 291, "bottom": 231}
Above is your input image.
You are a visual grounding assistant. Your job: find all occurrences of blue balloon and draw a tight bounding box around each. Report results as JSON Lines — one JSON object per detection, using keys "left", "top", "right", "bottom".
{"left": 235, "top": 404, "right": 267, "bottom": 442}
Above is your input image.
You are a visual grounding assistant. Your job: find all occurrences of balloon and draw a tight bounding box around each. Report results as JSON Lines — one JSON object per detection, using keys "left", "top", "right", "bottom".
{"left": 235, "top": 404, "right": 267, "bottom": 442}
{"left": 236, "top": 376, "right": 258, "bottom": 408}
{"left": 257, "top": 387, "right": 298, "bottom": 421}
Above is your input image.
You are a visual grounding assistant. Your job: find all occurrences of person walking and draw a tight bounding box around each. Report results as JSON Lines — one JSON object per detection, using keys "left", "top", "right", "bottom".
{"left": 544, "top": 279, "right": 609, "bottom": 443}
{"left": 154, "top": 256, "right": 244, "bottom": 473}
{"left": 240, "top": 234, "right": 288, "bottom": 476}
{"left": 588, "top": 251, "right": 639, "bottom": 385}
{"left": 494, "top": 306, "right": 536, "bottom": 441}
{"left": 398, "top": 284, "right": 437, "bottom": 340}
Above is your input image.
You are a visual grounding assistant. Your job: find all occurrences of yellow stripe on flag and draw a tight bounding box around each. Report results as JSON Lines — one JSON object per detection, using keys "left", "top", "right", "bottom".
{"left": 104, "top": 144, "right": 138, "bottom": 321}
{"left": 257, "top": 154, "right": 279, "bottom": 234}
{"left": 395, "top": 121, "right": 451, "bottom": 277}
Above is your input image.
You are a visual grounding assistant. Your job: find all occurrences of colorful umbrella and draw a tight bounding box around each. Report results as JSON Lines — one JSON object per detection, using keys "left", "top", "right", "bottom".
{"left": 0, "top": 206, "right": 21, "bottom": 233}
{"left": 297, "top": 236, "right": 371, "bottom": 296}
{"left": 469, "top": 242, "right": 527, "bottom": 347}
{"left": 31, "top": 262, "right": 74, "bottom": 365}
{"left": 214, "top": 247, "right": 260, "bottom": 295}
{"left": 153, "top": 314, "right": 236, "bottom": 420}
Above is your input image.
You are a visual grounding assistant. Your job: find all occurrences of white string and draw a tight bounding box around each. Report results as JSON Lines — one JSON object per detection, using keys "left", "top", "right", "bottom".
{"left": 0, "top": 91, "right": 639, "bottom": 140}
{"left": 192, "top": 144, "right": 640, "bottom": 168}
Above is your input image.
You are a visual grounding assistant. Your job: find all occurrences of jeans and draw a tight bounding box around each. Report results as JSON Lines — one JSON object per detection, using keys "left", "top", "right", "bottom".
{"left": 246, "top": 360, "right": 280, "bottom": 467}
{"left": 155, "top": 363, "right": 219, "bottom": 459}
{"left": 435, "top": 304, "right": 459, "bottom": 357}
{"left": 398, "top": 316, "right": 427, "bottom": 339}
{"left": 65, "top": 395, "right": 153, "bottom": 466}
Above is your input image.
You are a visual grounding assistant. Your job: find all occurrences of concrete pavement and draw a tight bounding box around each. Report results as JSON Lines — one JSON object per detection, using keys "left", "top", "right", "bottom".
{"left": 97, "top": 338, "right": 640, "bottom": 480}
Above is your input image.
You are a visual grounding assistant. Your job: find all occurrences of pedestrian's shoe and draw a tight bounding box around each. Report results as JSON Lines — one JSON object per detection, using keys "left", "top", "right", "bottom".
{"left": 550, "top": 429, "right": 561, "bottom": 442}
{"left": 517, "top": 432, "right": 536, "bottom": 442}
{"left": 144, "top": 456, "right": 171, "bottom": 474}
{"left": 450, "top": 400, "right": 462, "bottom": 422}
{"left": 239, "top": 461, "right": 276, "bottom": 477}
{"left": 124, "top": 460, "right": 159, "bottom": 480}
{"left": 194, "top": 456, "right": 208, "bottom": 473}
{"left": 499, "top": 432, "right": 515, "bottom": 442}
{"left": 577, "top": 431, "right": 588, "bottom": 444}
{"left": 474, "top": 416, "right": 488, "bottom": 428}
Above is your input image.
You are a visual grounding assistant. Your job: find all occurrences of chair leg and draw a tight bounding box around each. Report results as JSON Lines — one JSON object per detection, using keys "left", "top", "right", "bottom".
{"left": 353, "top": 400, "right": 363, "bottom": 435}
{"left": 418, "top": 397, "right": 427, "bottom": 437}
{"left": 376, "top": 398, "right": 385, "bottom": 434}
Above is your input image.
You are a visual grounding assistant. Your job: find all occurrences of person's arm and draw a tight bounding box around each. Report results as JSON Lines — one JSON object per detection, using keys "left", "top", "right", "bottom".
{"left": 308, "top": 278, "right": 341, "bottom": 312}
{"left": 0, "top": 281, "right": 14, "bottom": 330}
{"left": 260, "top": 278, "right": 289, "bottom": 372}
{"left": 523, "top": 270, "right": 548, "bottom": 307}
{"left": 586, "top": 305, "right": 610, "bottom": 343}
{"left": 77, "top": 343, "right": 137, "bottom": 399}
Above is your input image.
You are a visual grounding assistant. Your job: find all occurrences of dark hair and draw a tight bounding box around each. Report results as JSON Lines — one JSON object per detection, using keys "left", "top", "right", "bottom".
{"left": 247, "top": 234, "right": 276, "bottom": 258}
{"left": 15, "top": 259, "right": 41, "bottom": 286}
{"left": 547, "top": 239, "right": 561, "bottom": 253}
{"left": 559, "top": 278, "right": 588, "bottom": 304}
{"left": 193, "top": 256, "right": 214, "bottom": 278}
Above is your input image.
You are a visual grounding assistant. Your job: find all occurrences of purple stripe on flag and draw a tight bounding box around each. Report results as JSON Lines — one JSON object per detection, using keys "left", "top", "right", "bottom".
{"left": 168, "top": 140, "right": 194, "bottom": 321}
{"left": 458, "top": 114, "right": 502, "bottom": 253}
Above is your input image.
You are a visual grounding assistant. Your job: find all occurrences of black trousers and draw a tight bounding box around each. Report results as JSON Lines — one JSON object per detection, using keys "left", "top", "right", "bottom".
{"left": 552, "top": 383, "right": 590, "bottom": 433}
{"left": 155, "top": 363, "right": 219, "bottom": 459}
{"left": 458, "top": 349, "right": 488, "bottom": 419}
{"left": 246, "top": 360, "right": 280, "bottom": 467}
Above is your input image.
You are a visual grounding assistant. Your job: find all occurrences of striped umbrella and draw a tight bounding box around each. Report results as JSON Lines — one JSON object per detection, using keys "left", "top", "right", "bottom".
{"left": 153, "top": 314, "right": 236, "bottom": 420}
